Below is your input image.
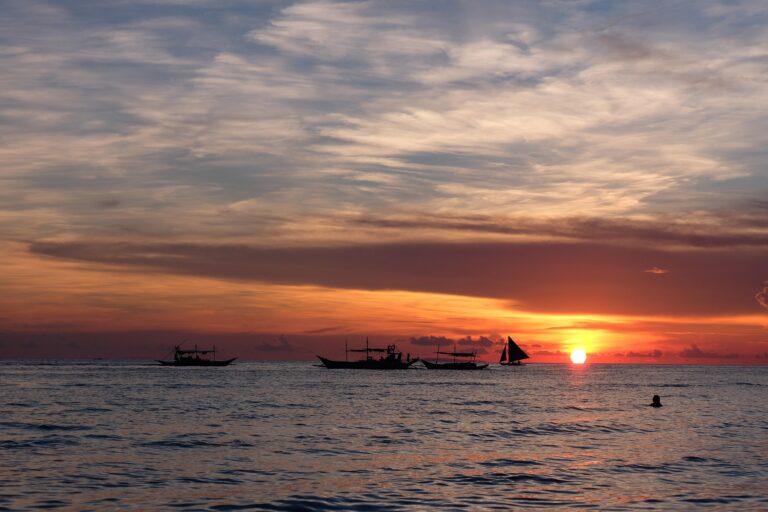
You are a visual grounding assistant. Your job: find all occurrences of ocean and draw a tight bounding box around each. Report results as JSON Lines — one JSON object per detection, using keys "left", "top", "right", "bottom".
{"left": 1, "top": 361, "right": 766, "bottom": 511}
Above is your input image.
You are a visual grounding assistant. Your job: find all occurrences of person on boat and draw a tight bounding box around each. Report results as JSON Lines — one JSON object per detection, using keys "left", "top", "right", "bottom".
{"left": 649, "top": 395, "right": 662, "bottom": 407}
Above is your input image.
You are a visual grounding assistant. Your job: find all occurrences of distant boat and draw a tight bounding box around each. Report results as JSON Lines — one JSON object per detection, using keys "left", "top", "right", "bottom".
{"left": 499, "top": 336, "right": 529, "bottom": 366}
{"left": 422, "top": 343, "right": 488, "bottom": 370}
{"left": 317, "top": 339, "right": 418, "bottom": 369}
{"left": 156, "top": 345, "right": 236, "bottom": 366}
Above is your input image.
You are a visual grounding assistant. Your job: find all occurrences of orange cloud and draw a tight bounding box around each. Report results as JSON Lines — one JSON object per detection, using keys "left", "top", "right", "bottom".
{"left": 756, "top": 282, "right": 768, "bottom": 311}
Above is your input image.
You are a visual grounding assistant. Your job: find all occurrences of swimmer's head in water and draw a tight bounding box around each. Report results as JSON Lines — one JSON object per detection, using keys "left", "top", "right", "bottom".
{"left": 650, "top": 395, "right": 662, "bottom": 407}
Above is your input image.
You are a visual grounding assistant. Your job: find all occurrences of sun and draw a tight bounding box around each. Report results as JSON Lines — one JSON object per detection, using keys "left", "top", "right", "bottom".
{"left": 570, "top": 349, "right": 587, "bottom": 364}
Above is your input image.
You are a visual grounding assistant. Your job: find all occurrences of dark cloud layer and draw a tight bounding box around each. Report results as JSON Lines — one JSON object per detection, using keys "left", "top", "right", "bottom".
{"left": 254, "top": 335, "right": 295, "bottom": 353}
{"left": 677, "top": 344, "right": 738, "bottom": 359}
{"left": 624, "top": 350, "right": 663, "bottom": 358}
{"left": 409, "top": 335, "right": 497, "bottom": 354}
{"left": 354, "top": 214, "right": 768, "bottom": 248}
{"left": 30, "top": 240, "right": 768, "bottom": 316}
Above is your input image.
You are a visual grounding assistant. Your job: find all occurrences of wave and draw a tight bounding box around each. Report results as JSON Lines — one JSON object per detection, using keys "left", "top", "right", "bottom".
{"left": 479, "top": 458, "right": 543, "bottom": 468}
{"left": 138, "top": 437, "right": 254, "bottom": 449}
{"left": 0, "top": 436, "right": 80, "bottom": 449}
{"left": 445, "top": 471, "right": 570, "bottom": 486}
{"left": 0, "top": 421, "right": 92, "bottom": 432}
{"left": 467, "top": 421, "right": 650, "bottom": 439}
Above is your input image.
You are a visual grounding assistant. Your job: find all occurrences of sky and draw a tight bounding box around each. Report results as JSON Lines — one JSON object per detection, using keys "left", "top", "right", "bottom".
{"left": 1, "top": 0, "right": 768, "bottom": 363}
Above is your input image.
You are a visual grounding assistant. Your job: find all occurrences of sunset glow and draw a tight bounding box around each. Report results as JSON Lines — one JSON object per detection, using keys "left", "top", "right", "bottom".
{"left": 570, "top": 350, "right": 588, "bottom": 365}
{"left": 1, "top": 1, "right": 768, "bottom": 364}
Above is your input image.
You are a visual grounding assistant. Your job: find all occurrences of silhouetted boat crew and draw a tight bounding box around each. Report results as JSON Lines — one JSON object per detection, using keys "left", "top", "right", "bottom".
{"left": 649, "top": 395, "right": 662, "bottom": 407}
{"left": 499, "top": 336, "right": 529, "bottom": 366}
{"left": 422, "top": 342, "right": 488, "bottom": 370}
{"left": 317, "top": 339, "right": 418, "bottom": 369}
{"left": 156, "top": 345, "right": 236, "bottom": 366}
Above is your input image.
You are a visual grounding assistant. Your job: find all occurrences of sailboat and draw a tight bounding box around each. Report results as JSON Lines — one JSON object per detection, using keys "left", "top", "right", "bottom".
{"left": 317, "top": 339, "right": 419, "bottom": 369}
{"left": 422, "top": 343, "right": 488, "bottom": 370}
{"left": 156, "top": 345, "right": 237, "bottom": 366}
{"left": 499, "top": 336, "right": 529, "bottom": 366}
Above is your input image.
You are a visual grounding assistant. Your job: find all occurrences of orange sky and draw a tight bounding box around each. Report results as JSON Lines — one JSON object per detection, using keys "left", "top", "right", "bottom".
{"left": 2, "top": 2, "right": 768, "bottom": 363}
{"left": 2, "top": 240, "right": 767, "bottom": 363}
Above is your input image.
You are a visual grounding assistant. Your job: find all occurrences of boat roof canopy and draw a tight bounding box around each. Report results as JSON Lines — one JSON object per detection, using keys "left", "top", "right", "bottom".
{"left": 437, "top": 351, "right": 475, "bottom": 357}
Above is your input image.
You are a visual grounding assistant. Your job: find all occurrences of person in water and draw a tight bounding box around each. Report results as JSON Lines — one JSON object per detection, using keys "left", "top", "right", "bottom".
{"left": 649, "top": 395, "right": 662, "bottom": 407}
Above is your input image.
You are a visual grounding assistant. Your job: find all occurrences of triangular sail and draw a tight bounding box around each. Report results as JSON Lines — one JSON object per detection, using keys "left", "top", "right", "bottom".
{"left": 499, "top": 343, "right": 507, "bottom": 363}
{"left": 506, "top": 336, "right": 529, "bottom": 361}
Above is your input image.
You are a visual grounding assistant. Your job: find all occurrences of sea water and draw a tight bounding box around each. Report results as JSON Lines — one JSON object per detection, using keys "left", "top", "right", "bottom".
{"left": 0, "top": 361, "right": 766, "bottom": 510}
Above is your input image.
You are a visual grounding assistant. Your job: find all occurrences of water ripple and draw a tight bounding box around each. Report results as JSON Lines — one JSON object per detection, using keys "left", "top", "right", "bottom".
{"left": 1, "top": 361, "right": 766, "bottom": 511}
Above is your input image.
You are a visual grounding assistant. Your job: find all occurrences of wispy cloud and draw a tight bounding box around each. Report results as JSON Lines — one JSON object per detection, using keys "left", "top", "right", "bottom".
{"left": 2, "top": 0, "right": 768, "bottom": 246}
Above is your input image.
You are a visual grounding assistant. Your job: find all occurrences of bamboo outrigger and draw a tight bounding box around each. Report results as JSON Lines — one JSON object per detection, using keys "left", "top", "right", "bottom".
{"left": 156, "top": 345, "right": 236, "bottom": 366}
{"left": 422, "top": 342, "right": 488, "bottom": 370}
{"left": 317, "top": 338, "right": 418, "bottom": 369}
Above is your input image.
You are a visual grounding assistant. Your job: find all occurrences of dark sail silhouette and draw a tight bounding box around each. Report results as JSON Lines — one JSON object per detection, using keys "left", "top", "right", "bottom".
{"left": 422, "top": 343, "right": 488, "bottom": 370}
{"left": 156, "top": 345, "right": 236, "bottom": 366}
{"left": 499, "top": 336, "right": 529, "bottom": 366}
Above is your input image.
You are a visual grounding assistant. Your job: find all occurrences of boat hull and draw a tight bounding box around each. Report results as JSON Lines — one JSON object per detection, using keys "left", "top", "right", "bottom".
{"left": 317, "top": 356, "right": 418, "bottom": 370}
{"left": 156, "top": 358, "right": 237, "bottom": 367}
{"left": 422, "top": 360, "right": 488, "bottom": 370}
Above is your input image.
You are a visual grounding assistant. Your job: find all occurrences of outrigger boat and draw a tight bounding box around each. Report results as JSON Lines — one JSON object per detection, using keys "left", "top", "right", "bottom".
{"left": 499, "top": 336, "right": 529, "bottom": 366}
{"left": 422, "top": 343, "right": 488, "bottom": 370}
{"left": 317, "top": 339, "right": 418, "bottom": 369}
{"left": 156, "top": 345, "right": 237, "bottom": 366}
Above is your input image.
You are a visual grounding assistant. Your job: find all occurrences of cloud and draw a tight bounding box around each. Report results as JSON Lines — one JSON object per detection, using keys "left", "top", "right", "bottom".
{"left": 254, "top": 335, "right": 295, "bottom": 353}
{"left": 678, "top": 344, "right": 738, "bottom": 359}
{"left": 624, "top": 349, "right": 663, "bottom": 358}
{"left": 408, "top": 335, "right": 498, "bottom": 354}
{"left": 644, "top": 267, "right": 669, "bottom": 275}
{"left": 2, "top": 0, "right": 768, "bottom": 250}
{"left": 250, "top": 0, "right": 447, "bottom": 62}
{"left": 532, "top": 350, "right": 567, "bottom": 356}
{"left": 303, "top": 325, "right": 345, "bottom": 334}
{"left": 29, "top": 240, "right": 768, "bottom": 316}
{"left": 354, "top": 213, "right": 768, "bottom": 248}
{"left": 457, "top": 336, "right": 496, "bottom": 348}
{"left": 756, "top": 282, "right": 768, "bottom": 311}
{"left": 456, "top": 336, "right": 498, "bottom": 355}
